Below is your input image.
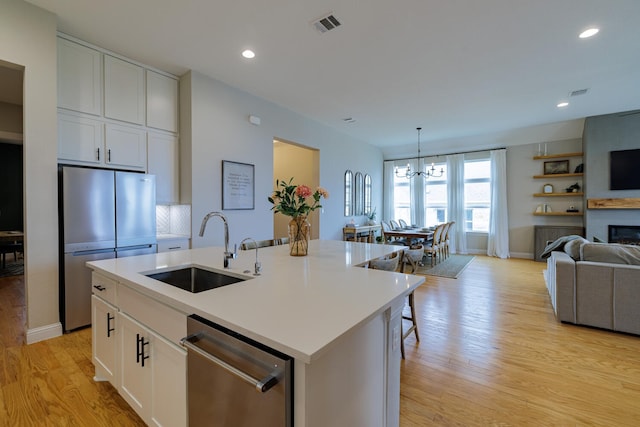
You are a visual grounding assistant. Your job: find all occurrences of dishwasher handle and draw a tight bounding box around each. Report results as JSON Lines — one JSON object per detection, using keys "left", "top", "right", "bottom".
{"left": 181, "top": 333, "right": 279, "bottom": 393}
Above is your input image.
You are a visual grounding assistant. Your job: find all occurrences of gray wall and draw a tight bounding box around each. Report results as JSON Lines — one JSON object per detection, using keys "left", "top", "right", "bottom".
{"left": 181, "top": 70, "right": 384, "bottom": 249}
{"left": 583, "top": 111, "right": 640, "bottom": 241}
{"left": 507, "top": 138, "right": 584, "bottom": 258}
{"left": 0, "top": 0, "right": 59, "bottom": 341}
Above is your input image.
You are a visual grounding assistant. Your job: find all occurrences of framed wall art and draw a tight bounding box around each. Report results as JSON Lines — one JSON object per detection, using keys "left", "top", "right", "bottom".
{"left": 222, "top": 160, "right": 255, "bottom": 210}
{"left": 543, "top": 160, "right": 569, "bottom": 175}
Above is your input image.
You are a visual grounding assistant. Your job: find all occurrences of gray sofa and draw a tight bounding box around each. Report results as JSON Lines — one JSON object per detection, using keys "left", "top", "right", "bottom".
{"left": 546, "top": 239, "right": 640, "bottom": 335}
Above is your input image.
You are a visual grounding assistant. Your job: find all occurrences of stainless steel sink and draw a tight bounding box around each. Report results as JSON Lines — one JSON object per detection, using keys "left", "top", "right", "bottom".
{"left": 145, "top": 266, "right": 248, "bottom": 293}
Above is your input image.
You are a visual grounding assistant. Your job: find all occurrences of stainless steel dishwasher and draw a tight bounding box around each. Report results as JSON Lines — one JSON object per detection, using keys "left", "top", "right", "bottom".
{"left": 182, "top": 315, "right": 293, "bottom": 426}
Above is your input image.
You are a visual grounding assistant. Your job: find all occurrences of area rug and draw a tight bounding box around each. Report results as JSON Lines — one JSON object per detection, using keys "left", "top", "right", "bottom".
{"left": 0, "top": 260, "right": 23, "bottom": 278}
{"left": 414, "top": 254, "right": 475, "bottom": 279}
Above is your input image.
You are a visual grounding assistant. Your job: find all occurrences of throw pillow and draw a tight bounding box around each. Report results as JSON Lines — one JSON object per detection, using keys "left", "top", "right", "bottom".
{"left": 580, "top": 243, "right": 640, "bottom": 265}
{"left": 563, "top": 237, "right": 588, "bottom": 260}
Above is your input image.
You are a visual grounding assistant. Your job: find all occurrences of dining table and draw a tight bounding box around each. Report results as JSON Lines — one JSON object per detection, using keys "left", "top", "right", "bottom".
{"left": 383, "top": 228, "right": 434, "bottom": 243}
{"left": 0, "top": 230, "right": 24, "bottom": 269}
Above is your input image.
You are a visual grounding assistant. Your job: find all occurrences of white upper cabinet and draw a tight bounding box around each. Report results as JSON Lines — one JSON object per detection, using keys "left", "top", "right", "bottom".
{"left": 146, "top": 70, "right": 178, "bottom": 133}
{"left": 58, "top": 112, "right": 103, "bottom": 164}
{"left": 105, "top": 123, "right": 147, "bottom": 170}
{"left": 57, "top": 38, "right": 102, "bottom": 116}
{"left": 147, "top": 132, "right": 179, "bottom": 203}
{"left": 104, "top": 55, "right": 145, "bottom": 125}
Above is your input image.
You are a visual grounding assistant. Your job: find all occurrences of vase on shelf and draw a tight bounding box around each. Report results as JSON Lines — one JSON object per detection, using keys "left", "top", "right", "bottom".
{"left": 288, "top": 215, "right": 310, "bottom": 256}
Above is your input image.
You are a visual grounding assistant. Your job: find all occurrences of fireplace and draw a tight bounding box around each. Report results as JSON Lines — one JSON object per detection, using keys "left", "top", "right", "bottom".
{"left": 609, "top": 225, "right": 640, "bottom": 245}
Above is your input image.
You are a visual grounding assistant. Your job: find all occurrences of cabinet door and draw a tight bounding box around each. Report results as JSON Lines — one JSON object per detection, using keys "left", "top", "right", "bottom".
{"left": 119, "top": 313, "right": 152, "bottom": 421}
{"left": 157, "top": 238, "right": 190, "bottom": 253}
{"left": 150, "top": 332, "right": 187, "bottom": 427}
{"left": 104, "top": 55, "right": 145, "bottom": 125}
{"left": 105, "top": 123, "right": 147, "bottom": 170}
{"left": 92, "top": 296, "right": 118, "bottom": 385}
{"left": 147, "top": 132, "right": 179, "bottom": 203}
{"left": 58, "top": 112, "right": 104, "bottom": 164}
{"left": 146, "top": 70, "right": 178, "bottom": 133}
{"left": 57, "top": 38, "right": 102, "bottom": 116}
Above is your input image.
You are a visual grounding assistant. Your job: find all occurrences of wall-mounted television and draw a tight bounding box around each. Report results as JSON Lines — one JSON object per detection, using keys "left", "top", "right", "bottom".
{"left": 610, "top": 149, "right": 640, "bottom": 190}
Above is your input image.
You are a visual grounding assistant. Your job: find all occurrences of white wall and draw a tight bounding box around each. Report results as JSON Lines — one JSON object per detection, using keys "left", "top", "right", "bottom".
{"left": 0, "top": 0, "right": 59, "bottom": 342}
{"left": 181, "top": 70, "right": 384, "bottom": 249}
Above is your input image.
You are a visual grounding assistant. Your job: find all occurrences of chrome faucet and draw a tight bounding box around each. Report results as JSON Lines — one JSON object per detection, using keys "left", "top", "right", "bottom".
{"left": 199, "top": 212, "right": 236, "bottom": 268}
{"left": 240, "top": 238, "right": 262, "bottom": 276}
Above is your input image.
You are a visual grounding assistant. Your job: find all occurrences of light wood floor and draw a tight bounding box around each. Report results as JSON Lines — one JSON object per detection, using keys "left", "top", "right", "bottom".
{"left": 1, "top": 256, "right": 640, "bottom": 425}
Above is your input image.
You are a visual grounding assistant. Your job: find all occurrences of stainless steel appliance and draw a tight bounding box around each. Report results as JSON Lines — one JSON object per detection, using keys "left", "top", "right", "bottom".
{"left": 59, "top": 166, "right": 157, "bottom": 332}
{"left": 182, "top": 314, "right": 293, "bottom": 427}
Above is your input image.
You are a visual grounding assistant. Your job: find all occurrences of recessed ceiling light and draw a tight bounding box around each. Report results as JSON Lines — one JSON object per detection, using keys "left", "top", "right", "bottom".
{"left": 557, "top": 102, "right": 569, "bottom": 108}
{"left": 242, "top": 49, "right": 255, "bottom": 59}
{"left": 579, "top": 28, "right": 599, "bottom": 38}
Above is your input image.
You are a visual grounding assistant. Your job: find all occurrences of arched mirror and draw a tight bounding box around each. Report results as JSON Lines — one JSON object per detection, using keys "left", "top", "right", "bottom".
{"left": 344, "top": 170, "right": 353, "bottom": 216}
{"left": 364, "top": 174, "right": 372, "bottom": 215}
{"left": 355, "top": 172, "right": 364, "bottom": 216}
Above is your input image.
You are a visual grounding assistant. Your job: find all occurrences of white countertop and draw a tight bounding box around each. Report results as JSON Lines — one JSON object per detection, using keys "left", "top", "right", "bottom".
{"left": 87, "top": 240, "right": 424, "bottom": 363}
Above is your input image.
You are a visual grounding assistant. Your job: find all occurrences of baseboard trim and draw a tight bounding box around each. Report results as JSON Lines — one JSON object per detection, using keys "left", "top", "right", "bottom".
{"left": 26, "top": 322, "right": 63, "bottom": 344}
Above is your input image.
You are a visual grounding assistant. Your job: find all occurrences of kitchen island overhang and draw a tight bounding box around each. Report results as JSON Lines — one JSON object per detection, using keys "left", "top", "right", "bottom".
{"left": 87, "top": 239, "right": 425, "bottom": 427}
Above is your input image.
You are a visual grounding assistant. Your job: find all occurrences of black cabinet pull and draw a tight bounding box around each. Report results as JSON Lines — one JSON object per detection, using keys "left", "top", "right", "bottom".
{"left": 108, "top": 149, "right": 111, "bottom": 162}
{"left": 136, "top": 333, "right": 150, "bottom": 367}
{"left": 93, "top": 285, "right": 106, "bottom": 291}
{"left": 97, "top": 147, "right": 100, "bottom": 161}
{"left": 107, "top": 313, "right": 115, "bottom": 338}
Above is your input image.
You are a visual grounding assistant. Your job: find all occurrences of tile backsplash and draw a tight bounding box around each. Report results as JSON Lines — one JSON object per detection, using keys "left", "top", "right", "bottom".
{"left": 156, "top": 204, "right": 191, "bottom": 236}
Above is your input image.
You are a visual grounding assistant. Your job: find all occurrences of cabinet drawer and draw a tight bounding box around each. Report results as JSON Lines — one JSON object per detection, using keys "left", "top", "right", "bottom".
{"left": 92, "top": 272, "right": 117, "bottom": 305}
{"left": 118, "top": 284, "right": 187, "bottom": 345}
{"left": 157, "top": 238, "right": 190, "bottom": 253}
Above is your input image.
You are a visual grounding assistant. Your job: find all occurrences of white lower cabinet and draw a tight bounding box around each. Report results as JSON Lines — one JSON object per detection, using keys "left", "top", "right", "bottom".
{"left": 92, "top": 295, "right": 118, "bottom": 385}
{"left": 91, "top": 273, "right": 187, "bottom": 427}
{"left": 119, "top": 312, "right": 187, "bottom": 427}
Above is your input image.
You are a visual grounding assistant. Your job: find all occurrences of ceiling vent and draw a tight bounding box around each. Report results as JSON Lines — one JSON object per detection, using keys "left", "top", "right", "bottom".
{"left": 569, "top": 88, "right": 589, "bottom": 97}
{"left": 312, "top": 14, "right": 341, "bottom": 34}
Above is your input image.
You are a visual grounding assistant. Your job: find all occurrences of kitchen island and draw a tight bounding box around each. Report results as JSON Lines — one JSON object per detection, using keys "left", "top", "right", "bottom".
{"left": 87, "top": 239, "right": 424, "bottom": 426}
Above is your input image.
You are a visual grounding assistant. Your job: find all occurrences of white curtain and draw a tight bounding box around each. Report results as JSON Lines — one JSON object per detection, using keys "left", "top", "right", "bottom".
{"left": 487, "top": 149, "right": 510, "bottom": 258}
{"left": 446, "top": 154, "right": 467, "bottom": 254}
{"left": 382, "top": 161, "right": 396, "bottom": 222}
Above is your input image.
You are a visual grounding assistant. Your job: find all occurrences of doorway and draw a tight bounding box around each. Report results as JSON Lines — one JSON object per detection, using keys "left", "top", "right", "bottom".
{"left": 273, "top": 139, "right": 320, "bottom": 239}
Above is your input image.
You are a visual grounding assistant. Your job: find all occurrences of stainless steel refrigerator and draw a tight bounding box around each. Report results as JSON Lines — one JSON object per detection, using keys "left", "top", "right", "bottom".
{"left": 59, "top": 166, "right": 157, "bottom": 332}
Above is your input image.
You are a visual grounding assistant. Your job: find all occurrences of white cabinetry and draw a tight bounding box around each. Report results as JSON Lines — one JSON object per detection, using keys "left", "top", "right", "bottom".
{"left": 147, "top": 132, "right": 179, "bottom": 203}
{"left": 105, "top": 123, "right": 147, "bottom": 170}
{"left": 104, "top": 55, "right": 145, "bottom": 125}
{"left": 92, "top": 295, "right": 118, "bottom": 385}
{"left": 57, "top": 38, "right": 102, "bottom": 116}
{"left": 58, "top": 112, "right": 103, "bottom": 164}
{"left": 146, "top": 70, "right": 179, "bottom": 133}
{"left": 157, "top": 237, "right": 190, "bottom": 253}
{"left": 91, "top": 273, "right": 187, "bottom": 427}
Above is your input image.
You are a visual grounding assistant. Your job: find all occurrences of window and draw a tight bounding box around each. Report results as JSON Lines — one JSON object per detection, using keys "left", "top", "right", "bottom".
{"left": 464, "top": 160, "right": 490, "bottom": 232}
{"left": 388, "top": 156, "right": 492, "bottom": 231}
{"left": 392, "top": 172, "right": 411, "bottom": 223}
{"left": 424, "top": 163, "right": 447, "bottom": 227}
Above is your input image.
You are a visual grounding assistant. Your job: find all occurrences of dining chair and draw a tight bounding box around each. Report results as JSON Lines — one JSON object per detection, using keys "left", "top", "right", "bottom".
{"left": 438, "top": 222, "right": 451, "bottom": 260}
{"left": 443, "top": 221, "right": 455, "bottom": 258}
{"left": 424, "top": 223, "right": 445, "bottom": 266}
{"left": 398, "top": 219, "right": 409, "bottom": 228}
{"left": 381, "top": 221, "right": 409, "bottom": 246}
{"left": 389, "top": 219, "right": 401, "bottom": 230}
{"left": 399, "top": 245, "right": 423, "bottom": 359}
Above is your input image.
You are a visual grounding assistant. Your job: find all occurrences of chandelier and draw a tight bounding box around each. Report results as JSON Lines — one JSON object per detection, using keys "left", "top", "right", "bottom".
{"left": 395, "top": 127, "right": 444, "bottom": 179}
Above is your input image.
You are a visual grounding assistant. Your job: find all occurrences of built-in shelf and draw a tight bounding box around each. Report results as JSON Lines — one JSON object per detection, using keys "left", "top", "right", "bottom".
{"left": 533, "top": 192, "right": 584, "bottom": 197}
{"left": 587, "top": 198, "right": 640, "bottom": 209}
{"left": 533, "top": 152, "right": 583, "bottom": 160}
{"left": 533, "top": 212, "right": 583, "bottom": 216}
{"left": 533, "top": 173, "right": 583, "bottom": 179}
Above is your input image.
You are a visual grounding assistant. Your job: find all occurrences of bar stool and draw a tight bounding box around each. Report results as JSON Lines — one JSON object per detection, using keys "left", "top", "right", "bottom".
{"left": 400, "top": 246, "right": 423, "bottom": 359}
